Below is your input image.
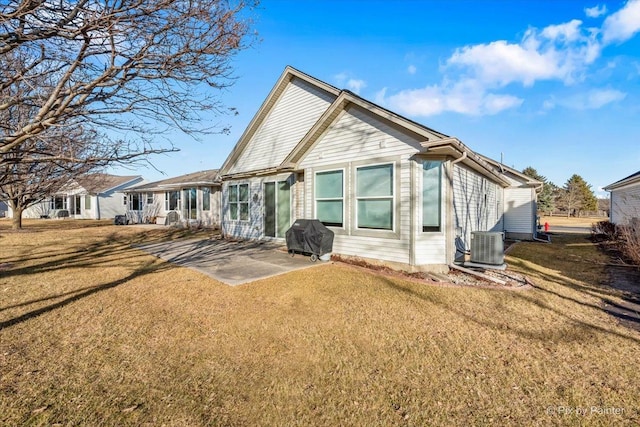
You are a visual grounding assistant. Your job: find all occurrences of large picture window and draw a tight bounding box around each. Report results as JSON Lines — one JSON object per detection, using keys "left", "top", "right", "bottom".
{"left": 315, "top": 170, "right": 343, "bottom": 227}
{"left": 356, "top": 164, "right": 394, "bottom": 230}
{"left": 229, "top": 183, "right": 249, "bottom": 221}
{"left": 423, "top": 160, "right": 442, "bottom": 232}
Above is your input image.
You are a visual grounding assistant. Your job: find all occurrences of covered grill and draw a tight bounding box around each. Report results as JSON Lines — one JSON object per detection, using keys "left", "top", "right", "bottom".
{"left": 285, "top": 219, "right": 334, "bottom": 262}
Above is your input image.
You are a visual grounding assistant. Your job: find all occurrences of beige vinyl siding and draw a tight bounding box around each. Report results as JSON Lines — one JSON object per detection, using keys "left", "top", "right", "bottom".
{"left": 195, "top": 187, "right": 221, "bottom": 226}
{"left": 299, "top": 106, "right": 425, "bottom": 167}
{"left": 415, "top": 160, "right": 448, "bottom": 265}
{"left": 293, "top": 173, "right": 305, "bottom": 221}
{"left": 610, "top": 183, "right": 640, "bottom": 225}
{"left": 222, "top": 174, "right": 295, "bottom": 239}
{"left": 222, "top": 179, "right": 263, "bottom": 239}
{"left": 299, "top": 106, "right": 425, "bottom": 265}
{"left": 228, "top": 79, "right": 335, "bottom": 175}
{"left": 504, "top": 187, "right": 535, "bottom": 236}
{"left": 452, "top": 163, "right": 503, "bottom": 252}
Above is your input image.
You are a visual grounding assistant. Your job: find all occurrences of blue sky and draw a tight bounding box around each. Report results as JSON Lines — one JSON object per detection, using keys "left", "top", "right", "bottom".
{"left": 118, "top": 0, "right": 640, "bottom": 197}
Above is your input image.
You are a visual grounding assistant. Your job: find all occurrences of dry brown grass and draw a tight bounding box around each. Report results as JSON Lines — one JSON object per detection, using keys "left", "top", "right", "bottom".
{"left": 540, "top": 215, "right": 604, "bottom": 228}
{"left": 1, "top": 220, "right": 639, "bottom": 426}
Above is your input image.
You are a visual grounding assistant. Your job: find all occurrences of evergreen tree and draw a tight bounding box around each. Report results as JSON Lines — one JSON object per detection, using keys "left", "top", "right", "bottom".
{"left": 557, "top": 174, "right": 598, "bottom": 216}
{"left": 522, "top": 166, "right": 556, "bottom": 215}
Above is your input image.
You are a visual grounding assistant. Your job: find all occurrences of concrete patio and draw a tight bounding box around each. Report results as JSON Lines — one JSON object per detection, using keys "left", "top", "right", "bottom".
{"left": 135, "top": 237, "right": 325, "bottom": 285}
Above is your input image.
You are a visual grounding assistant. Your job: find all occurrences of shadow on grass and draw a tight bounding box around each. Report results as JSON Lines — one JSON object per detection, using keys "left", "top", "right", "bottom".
{"left": 0, "top": 227, "right": 212, "bottom": 280}
{"left": 0, "top": 223, "right": 192, "bottom": 330}
{"left": 377, "top": 270, "right": 640, "bottom": 346}
{"left": 0, "top": 260, "right": 169, "bottom": 330}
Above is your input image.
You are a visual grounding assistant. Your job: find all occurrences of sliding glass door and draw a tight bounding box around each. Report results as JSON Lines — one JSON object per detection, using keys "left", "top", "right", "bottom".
{"left": 264, "top": 181, "right": 291, "bottom": 238}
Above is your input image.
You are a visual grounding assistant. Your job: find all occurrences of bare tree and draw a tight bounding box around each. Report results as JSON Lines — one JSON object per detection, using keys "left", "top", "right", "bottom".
{"left": 0, "top": 125, "right": 102, "bottom": 229}
{"left": 0, "top": 0, "right": 256, "bottom": 166}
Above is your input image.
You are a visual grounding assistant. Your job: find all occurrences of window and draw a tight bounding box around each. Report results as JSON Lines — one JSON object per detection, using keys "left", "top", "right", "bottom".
{"left": 228, "top": 183, "right": 249, "bottom": 221}
{"left": 423, "top": 160, "right": 442, "bottom": 232}
{"left": 315, "top": 170, "right": 343, "bottom": 227}
{"left": 51, "top": 196, "right": 67, "bottom": 210}
{"left": 202, "top": 187, "right": 211, "bottom": 211}
{"left": 129, "top": 193, "right": 142, "bottom": 211}
{"left": 356, "top": 164, "right": 393, "bottom": 230}
{"left": 71, "top": 195, "right": 81, "bottom": 215}
{"left": 165, "top": 191, "right": 180, "bottom": 211}
{"left": 84, "top": 195, "right": 91, "bottom": 210}
{"left": 146, "top": 193, "right": 154, "bottom": 205}
{"left": 183, "top": 188, "right": 197, "bottom": 220}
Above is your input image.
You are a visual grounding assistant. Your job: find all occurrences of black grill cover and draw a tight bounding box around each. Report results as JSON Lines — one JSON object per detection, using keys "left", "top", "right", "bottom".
{"left": 285, "top": 219, "right": 334, "bottom": 256}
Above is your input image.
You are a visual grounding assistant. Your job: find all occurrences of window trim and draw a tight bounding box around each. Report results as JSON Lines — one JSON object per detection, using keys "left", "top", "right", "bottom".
{"left": 128, "top": 193, "right": 143, "bottom": 211}
{"left": 422, "top": 159, "right": 444, "bottom": 233}
{"left": 51, "top": 195, "right": 67, "bottom": 210}
{"left": 202, "top": 187, "right": 211, "bottom": 211}
{"left": 165, "top": 190, "right": 181, "bottom": 211}
{"left": 355, "top": 162, "right": 395, "bottom": 232}
{"left": 314, "top": 168, "right": 345, "bottom": 229}
{"left": 350, "top": 159, "right": 400, "bottom": 239}
{"left": 228, "top": 183, "right": 250, "bottom": 222}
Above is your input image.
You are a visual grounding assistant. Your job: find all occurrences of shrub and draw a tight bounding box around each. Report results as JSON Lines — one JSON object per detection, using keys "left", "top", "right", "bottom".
{"left": 616, "top": 222, "right": 640, "bottom": 266}
{"left": 592, "top": 220, "right": 616, "bottom": 240}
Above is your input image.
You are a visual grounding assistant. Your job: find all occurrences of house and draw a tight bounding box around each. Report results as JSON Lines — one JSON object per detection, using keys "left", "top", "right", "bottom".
{"left": 478, "top": 155, "right": 542, "bottom": 240}
{"left": 124, "top": 169, "right": 221, "bottom": 226}
{"left": 0, "top": 200, "right": 7, "bottom": 218}
{"left": 604, "top": 170, "right": 640, "bottom": 225}
{"left": 16, "top": 174, "right": 143, "bottom": 219}
{"left": 218, "top": 66, "right": 540, "bottom": 272}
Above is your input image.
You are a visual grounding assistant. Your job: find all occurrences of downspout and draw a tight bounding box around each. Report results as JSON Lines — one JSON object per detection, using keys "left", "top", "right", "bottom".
{"left": 409, "top": 161, "right": 416, "bottom": 266}
{"left": 448, "top": 151, "right": 467, "bottom": 263}
{"left": 451, "top": 151, "right": 467, "bottom": 165}
{"left": 531, "top": 182, "right": 550, "bottom": 242}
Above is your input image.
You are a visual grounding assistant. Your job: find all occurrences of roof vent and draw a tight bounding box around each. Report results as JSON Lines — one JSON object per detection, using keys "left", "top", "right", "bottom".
{"left": 470, "top": 231, "right": 504, "bottom": 265}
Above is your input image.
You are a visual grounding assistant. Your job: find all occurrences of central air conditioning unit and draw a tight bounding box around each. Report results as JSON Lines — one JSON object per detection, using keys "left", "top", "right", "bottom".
{"left": 470, "top": 231, "right": 504, "bottom": 265}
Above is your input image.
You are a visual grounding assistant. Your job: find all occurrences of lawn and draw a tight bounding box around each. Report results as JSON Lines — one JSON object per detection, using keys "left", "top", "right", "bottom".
{"left": 1, "top": 220, "right": 638, "bottom": 426}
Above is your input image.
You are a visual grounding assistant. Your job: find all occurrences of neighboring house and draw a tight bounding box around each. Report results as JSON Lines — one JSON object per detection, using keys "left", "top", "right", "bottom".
{"left": 124, "top": 169, "right": 221, "bottom": 226}
{"left": 0, "top": 200, "right": 7, "bottom": 218}
{"left": 16, "top": 174, "right": 143, "bottom": 220}
{"left": 218, "top": 66, "right": 537, "bottom": 271}
{"left": 478, "top": 155, "right": 542, "bottom": 240}
{"left": 604, "top": 170, "right": 640, "bottom": 225}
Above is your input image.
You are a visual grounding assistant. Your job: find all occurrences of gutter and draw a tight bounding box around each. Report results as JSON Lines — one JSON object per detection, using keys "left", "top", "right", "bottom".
{"left": 450, "top": 151, "right": 467, "bottom": 164}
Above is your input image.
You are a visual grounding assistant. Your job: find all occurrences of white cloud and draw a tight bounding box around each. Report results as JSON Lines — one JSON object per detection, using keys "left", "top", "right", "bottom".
{"left": 375, "top": 1, "right": 636, "bottom": 117}
{"left": 556, "top": 88, "right": 626, "bottom": 109}
{"left": 586, "top": 88, "right": 627, "bottom": 107}
{"left": 347, "top": 79, "right": 366, "bottom": 94}
{"left": 373, "top": 87, "right": 387, "bottom": 105}
{"left": 446, "top": 19, "right": 601, "bottom": 88}
{"left": 585, "top": 4, "right": 607, "bottom": 18}
{"left": 447, "top": 40, "right": 562, "bottom": 87}
{"left": 602, "top": 0, "right": 640, "bottom": 44}
{"left": 334, "top": 72, "right": 366, "bottom": 94}
{"left": 407, "top": 65, "right": 417, "bottom": 74}
{"left": 333, "top": 72, "right": 348, "bottom": 87}
{"left": 542, "top": 99, "right": 556, "bottom": 110}
{"left": 383, "top": 78, "right": 523, "bottom": 117}
{"left": 541, "top": 19, "right": 583, "bottom": 42}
